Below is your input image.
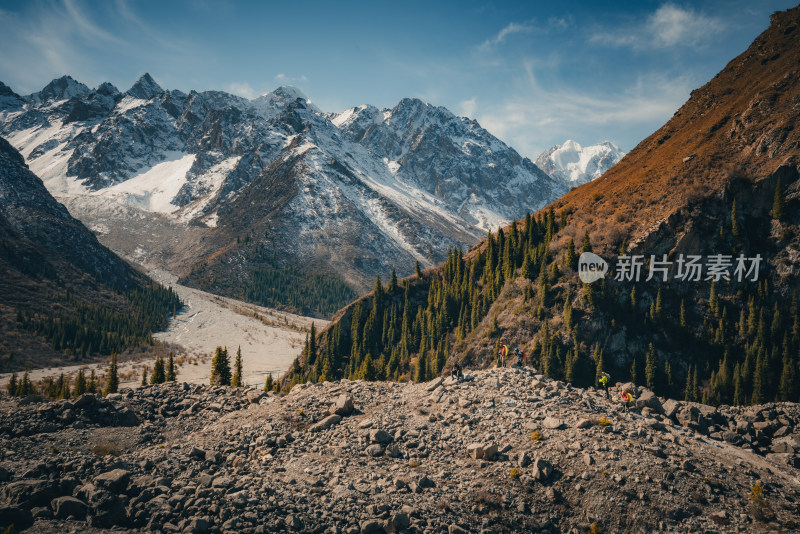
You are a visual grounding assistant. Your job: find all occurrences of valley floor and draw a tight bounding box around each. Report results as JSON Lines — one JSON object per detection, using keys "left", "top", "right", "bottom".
{"left": 0, "top": 267, "right": 326, "bottom": 391}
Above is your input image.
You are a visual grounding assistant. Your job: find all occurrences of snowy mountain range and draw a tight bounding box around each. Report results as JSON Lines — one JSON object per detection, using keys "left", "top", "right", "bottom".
{"left": 535, "top": 139, "right": 624, "bottom": 186}
{"left": 0, "top": 73, "right": 566, "bottom": 306}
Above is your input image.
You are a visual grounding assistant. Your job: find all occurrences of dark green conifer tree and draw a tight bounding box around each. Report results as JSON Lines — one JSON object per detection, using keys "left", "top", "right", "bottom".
{"left": 731, "top": 199, "right": 740, "bottom": 237}
{"left": 141, "top": 367, "right": 148, "bottom": 387}
{"left": 74, "top": 369, "right": 87, "bottom": 397}
{"left": 6, "top": 374, "right": 17, "bottom": 397}
{"left": 17, "top": 369, "right": 34, "bottom": 396}
{"left": 581, "top": 230, "right": 592, "bottom": 254}
{"left": 778, "top": 352, "right": 797, "bottom": 401}
{"left": 104, "top": 354, "right": 119, "bottom": 396}
{"left": 87, "top": 369, "right": 98, "bottom": 394}
{"left": 166, "top": 352, "right": 176, "bottom": 382}
{"left": 210, "top": 346, "right": 232, "bottom": 386}
{"left": 360, "top": 353, "right": 376, "bottom": 381}
{"left": 264, "top": 373, "right": 274, "bottom": 393}
{"left": 151, "top": 355, "right": 166, "bottom": 385}
{"left": 231, "top": 346, "right": 243, "bottom": 387}
{"left": 645, "top": 343, "right": 658, "bottom": 392}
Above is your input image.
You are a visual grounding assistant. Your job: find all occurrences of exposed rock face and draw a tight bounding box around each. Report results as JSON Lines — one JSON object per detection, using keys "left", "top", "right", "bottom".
{"left": 1, "top": 369, "right": 799, "bottom": 533}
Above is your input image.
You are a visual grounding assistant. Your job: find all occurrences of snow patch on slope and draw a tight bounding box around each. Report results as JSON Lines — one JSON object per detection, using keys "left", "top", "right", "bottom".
{"left": 94, "top": 152, "right": 195, "bottom": 213}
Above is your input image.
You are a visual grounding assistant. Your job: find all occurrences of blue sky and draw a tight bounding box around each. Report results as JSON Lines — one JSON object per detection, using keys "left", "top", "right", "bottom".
{"left": 0, "top": 0, "right": 796, "bottom": 159}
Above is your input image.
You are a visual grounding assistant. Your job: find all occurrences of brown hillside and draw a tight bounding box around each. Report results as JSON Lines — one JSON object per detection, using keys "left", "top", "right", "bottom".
{"left": 545, "top": 7, "right": 800, "bottom": 255}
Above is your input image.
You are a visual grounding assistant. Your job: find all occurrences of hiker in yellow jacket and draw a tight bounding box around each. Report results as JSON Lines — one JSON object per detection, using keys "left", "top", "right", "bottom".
{"left": 498, "top": 341, "right": 508, "bottom": 367}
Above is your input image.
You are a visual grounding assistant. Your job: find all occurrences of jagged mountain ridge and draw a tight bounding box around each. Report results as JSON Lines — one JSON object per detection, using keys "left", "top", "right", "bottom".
{"left": 0, "top": 75, "right": 566, "bottom": 305}
{"left": 535, "top": 139, "right": 625, "bottom": 186}
{"left": 0, "top": 137, "right": 176, "bottom": 371}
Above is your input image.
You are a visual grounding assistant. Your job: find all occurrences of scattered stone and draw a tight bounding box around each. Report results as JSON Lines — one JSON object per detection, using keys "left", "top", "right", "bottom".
{"left": 51, "top": 496, "right": 87, "bottom": 520}
{"left": 466, "top": 443, "right": 484, "bottom": 460}
{"left": 329, "top": 394, "right": 355, "bottom": 416}
{"left": 532, "top": 458, "right": 553, "bottom": 481}
{"left": 542, "top": 416, "right": 565, "bottom": 429}
{"left": 370, "top": 429, "right": 392, "bottom": 444}
{"left": 93, "top": 469, "right": 131, "bottom": 493}
{"left": 366, "top": 444, "right": 384, "bottom": 457}
{"left": 310, "top": 414, "right": 342, "bottom": 432}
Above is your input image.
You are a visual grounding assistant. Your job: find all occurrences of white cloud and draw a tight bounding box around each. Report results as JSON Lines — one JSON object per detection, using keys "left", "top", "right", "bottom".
{"left": 274, "top": 73, "right": 308, "bottom": 85}
{"left": 648, "top": 4, "right": 724, "bottom": 47}
{"left": 591, "top": 3, "right": 725, "bottom": 49}
{"left": 458, "top": 97, "right": 477, "bottom": 118}
{"left": 480, "top": 21, "right": 534, "bottom": 48}
{"left": 473, "top": 60, "right": 694, "bottom": 158}
{"left": 226, "top": 82, "right": 257, "bottom": 99}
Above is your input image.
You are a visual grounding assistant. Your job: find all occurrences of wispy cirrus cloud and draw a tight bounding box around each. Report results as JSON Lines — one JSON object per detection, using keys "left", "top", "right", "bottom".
{"left": 472, "top": 58, "right": 694, "bottom": 158}
{"left": 63, "top": 0, "right": 126, "bottom": 46}
{"left": 480, "top": 21, "right": 535, "bottom": 48}
{"left": 113, "top": 0, "right": 185, "bottom": 51}
{"left": 591, "top": 3, "right": 725, "bottom": 49}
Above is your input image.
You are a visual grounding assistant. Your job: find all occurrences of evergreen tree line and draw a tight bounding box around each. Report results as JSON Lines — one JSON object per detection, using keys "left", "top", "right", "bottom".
{"left": 16, "top": 284, "right": 182, "bottom": 358}
{"left": 288, "top": 209, "right": 563, "bottom": 389}
{"left": 4, "top": 352, "right": 180, "bottom": 400}
{"left": 286, "top": 179, "right": 798, "bottom": 406}
{"left": 241, "top": 266, "right": 358, "bottom": 317}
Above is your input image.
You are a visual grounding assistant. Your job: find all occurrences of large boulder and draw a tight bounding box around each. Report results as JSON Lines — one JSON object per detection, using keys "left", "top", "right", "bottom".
{"left": 635, "top": 389, "right": 664, "bottom": 414}
{"left": 662, "top": 399, "right": 681, "bottom": 420}
{"left": 51, "top": 496, "right": 88, "bottom": 519}
{"left": 1, "top": 479, "right": 58, "bottom": 508}
{"left": 329, "top": 394, "right": 355, "bottom": 416}
{"left": 93, "top": 469, "right": 131, "bottom": 493}
{"left": 87, "top": 489, "right": 128, "bottom": 528}
{"left": 532, "top": 458, "right": 553, "bottom": 481}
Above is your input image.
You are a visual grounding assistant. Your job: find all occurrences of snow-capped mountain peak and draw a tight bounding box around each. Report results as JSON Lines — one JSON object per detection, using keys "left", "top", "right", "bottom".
{"left": 250, "top": 85, "right": 319, "bottom": 121}
{"left": 28, "top": 75, "right": 91, "bottom": 105}
{"left": 535, "top": 139, "right": 625, "bottom": 186}
{"left": 0, "top": 74, "right": 566, "bottom": 293}
{"left": 126, "top": 73, "right": 164, "bottom": 100}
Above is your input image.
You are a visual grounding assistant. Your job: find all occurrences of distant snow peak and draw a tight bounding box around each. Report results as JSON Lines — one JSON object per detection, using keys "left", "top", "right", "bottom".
{"left": 251, "top": 85, "right": 319, "bottom": 120}
{"left": 536, "top": 139, "right": 625, "bottom": 186}
{"left": 126, "top": 73, "right": 163, "bottom": 100}
{"left": 29, "top": 75, "right": 90, "bottom": 105}
{"left": 126, "top": 73, "right": 164, "bottom": 100}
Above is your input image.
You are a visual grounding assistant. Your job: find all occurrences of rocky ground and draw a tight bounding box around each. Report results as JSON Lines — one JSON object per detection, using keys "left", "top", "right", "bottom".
{"left": 1, "top": 367, "right": 799, "bottom": 533}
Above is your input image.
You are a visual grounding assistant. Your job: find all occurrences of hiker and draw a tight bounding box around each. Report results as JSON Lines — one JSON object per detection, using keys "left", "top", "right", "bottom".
{"left": 498, "top": 341, "right": 508, "bottom": 367}
{"left": 514, "top": 348, "right": 524, "bottom": 367}
{"left": 451, "top": 362, "right": 464, "bottom": 380}
{"left": 599, "top": 372, "right": 610, "bottom": 399}
{"left": 620, "top": 389, "right": 632, "bottom": 414}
